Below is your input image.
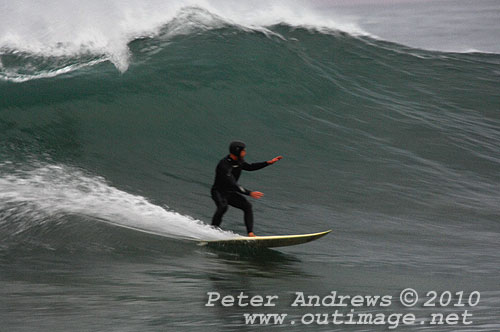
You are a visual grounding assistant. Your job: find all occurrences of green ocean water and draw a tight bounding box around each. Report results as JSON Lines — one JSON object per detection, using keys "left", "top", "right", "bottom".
{"left": 1, "top": 6, "right": 500, "bottom": 332}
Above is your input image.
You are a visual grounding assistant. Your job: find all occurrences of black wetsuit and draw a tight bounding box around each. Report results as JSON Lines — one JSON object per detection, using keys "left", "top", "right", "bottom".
{"left": 211, "top": 155, "right": 269, "bottom": 233}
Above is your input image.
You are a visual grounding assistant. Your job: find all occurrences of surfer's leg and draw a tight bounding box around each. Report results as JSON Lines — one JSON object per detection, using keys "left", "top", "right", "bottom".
{"left": 211, "top": 189, "right": 228, "bottom": 227}
{"left": 228, "top": 193, "right": 253, "bottom": 233}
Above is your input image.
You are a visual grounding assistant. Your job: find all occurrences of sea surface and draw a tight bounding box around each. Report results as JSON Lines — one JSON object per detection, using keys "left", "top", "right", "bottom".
{"left": 1, "top": 0, "right": 499, "bottom": 331}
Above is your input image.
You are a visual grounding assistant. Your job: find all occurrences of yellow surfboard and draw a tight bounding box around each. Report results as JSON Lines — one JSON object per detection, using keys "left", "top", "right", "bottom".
{"left": 198, "top": 230, "right": 332, "bottom": 248}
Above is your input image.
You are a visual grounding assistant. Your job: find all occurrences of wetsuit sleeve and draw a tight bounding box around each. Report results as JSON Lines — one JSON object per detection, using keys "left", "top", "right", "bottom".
{"left": 219, "top": 162, "right": 251, "bottom": 195}
{"left": 241, "top": 161, "right": 269, "bottom": 171}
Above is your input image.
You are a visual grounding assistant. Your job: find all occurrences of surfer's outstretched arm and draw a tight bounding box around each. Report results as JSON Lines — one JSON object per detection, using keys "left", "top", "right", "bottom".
{"left": 241, "top": 156, "right": 283, "bottom": 171}
{"left": 241, "top": 161, "right": 269, "bottom": 171}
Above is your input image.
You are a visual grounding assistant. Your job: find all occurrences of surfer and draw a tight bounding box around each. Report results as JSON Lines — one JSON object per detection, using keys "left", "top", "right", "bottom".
{"left": 211, "top": 141, "right": 282, "bottom": 237}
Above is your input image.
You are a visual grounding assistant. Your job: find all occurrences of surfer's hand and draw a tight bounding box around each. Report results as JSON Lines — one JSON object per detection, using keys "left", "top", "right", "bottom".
{"left": 250, "top": 191, "right": 264, "bottom": 199}
{"left": 267, "top": 156, "right": 283, "bottom": 164}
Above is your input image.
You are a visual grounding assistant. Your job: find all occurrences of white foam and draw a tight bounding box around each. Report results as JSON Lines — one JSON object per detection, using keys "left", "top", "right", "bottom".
{"left": 0, "top": 163, "right": 239, "bottom": 241}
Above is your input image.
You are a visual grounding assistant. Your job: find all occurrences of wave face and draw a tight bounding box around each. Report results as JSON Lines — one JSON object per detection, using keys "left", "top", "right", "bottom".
{"left": 1, "top": 10, "right": 499, "bottom": 250}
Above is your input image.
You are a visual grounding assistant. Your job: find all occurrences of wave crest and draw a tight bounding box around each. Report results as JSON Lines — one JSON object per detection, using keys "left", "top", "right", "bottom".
{"left": 0, "top": 2, "right": 367, "bottom": 81}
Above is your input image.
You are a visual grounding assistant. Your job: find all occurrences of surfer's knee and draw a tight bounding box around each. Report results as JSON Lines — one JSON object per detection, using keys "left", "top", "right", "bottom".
{"left": 243, "top": 200, "right": 252, "bottom": 212}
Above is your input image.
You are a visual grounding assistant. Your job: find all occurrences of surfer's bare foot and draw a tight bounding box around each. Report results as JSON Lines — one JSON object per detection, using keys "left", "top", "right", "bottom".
{"left": 248, "top": 232, "right": 256, "bottom": 237}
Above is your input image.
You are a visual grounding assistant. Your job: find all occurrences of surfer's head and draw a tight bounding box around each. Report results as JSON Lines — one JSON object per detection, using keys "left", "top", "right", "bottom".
{"left": 229, "top": 141, "right": 246, "bottom": 160}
